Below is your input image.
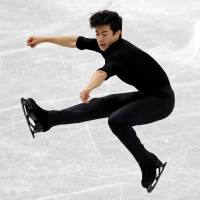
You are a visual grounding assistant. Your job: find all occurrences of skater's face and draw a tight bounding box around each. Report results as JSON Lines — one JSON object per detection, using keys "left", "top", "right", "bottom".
{"left": 95, "top": 25, "right": 122, "bottom": 51}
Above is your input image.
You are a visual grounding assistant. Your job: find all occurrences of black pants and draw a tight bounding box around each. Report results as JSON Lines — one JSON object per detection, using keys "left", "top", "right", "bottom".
{"left": 47, "top": 85, "right": 175, "bottom": 170}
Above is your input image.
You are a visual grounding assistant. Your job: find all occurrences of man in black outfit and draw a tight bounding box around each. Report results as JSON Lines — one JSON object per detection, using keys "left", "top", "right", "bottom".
{"left": 23, "top": 10, "right": 175, "bottom": 192}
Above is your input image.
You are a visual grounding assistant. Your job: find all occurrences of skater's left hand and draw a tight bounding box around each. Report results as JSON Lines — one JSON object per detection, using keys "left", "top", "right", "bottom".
{"left": 80, "top": 88, "right": 91, "bottom": 103}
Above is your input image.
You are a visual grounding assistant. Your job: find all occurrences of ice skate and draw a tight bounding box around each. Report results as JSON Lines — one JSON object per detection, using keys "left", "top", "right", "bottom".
{"left": 141, "top": 159, "right": 167, "bottom": 193}
{"left": 21, "top": 98, "right": 49, "bottom": 138}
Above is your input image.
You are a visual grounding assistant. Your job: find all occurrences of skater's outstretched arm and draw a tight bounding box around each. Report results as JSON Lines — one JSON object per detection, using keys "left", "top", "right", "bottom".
{"left": 27, "top": 36, "right": 78, "bottom": 48}
{"left": 80, "top": 70, "right": 107, "bottom": 103}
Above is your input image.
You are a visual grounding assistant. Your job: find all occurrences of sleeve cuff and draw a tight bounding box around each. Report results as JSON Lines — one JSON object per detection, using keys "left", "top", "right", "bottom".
{"left": 76, "top": 36, "right": 84, "bottom": 50}
{"left": 96, "top": 68, "right": 109, "bottom": 80}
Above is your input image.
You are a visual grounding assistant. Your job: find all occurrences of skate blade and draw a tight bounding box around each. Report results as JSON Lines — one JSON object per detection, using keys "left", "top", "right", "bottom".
{"left": 21, "top": 98, "right": 43, "bottom": 138}
{"left": 147, "top": 162, "right": 167, "bottom": 193}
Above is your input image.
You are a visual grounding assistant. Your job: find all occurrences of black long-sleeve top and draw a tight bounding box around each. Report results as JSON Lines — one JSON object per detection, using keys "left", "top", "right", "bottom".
{"left": 76, "top": 36, "right": 171, "bottom": 94}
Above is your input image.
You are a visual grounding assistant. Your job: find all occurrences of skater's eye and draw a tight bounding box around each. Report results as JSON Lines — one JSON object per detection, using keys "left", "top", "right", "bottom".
{"left": 96, "top": 33, "right": 107, "bottom": 37}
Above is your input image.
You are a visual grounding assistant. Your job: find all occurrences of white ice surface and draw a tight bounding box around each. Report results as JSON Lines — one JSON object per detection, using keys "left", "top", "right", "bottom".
{"left": 0, "top": 0, "right": 200, "bottom": 199}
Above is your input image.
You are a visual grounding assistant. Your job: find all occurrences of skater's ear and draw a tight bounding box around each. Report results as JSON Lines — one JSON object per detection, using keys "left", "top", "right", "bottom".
{"left": 113, "top": 30, "right": 122, "bottom": 39}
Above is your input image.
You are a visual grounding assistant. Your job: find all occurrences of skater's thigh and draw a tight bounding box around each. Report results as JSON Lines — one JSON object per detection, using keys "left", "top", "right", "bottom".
{"left": 109, "top": 95, "right": 172, "bottom": 126}
{"left": 66, "top": 91, "right": 145, "bottom": 118}
{"left": 99, "top": 91, "right": 145, "bottom": 112}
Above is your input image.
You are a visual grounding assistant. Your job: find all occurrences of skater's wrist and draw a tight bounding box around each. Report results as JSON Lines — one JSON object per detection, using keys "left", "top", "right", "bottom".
{"left": 41, "top": 36, "right": 52, "bottom": 43}
{"left": 84, "top": 87, "right": 92, "bottom": 92}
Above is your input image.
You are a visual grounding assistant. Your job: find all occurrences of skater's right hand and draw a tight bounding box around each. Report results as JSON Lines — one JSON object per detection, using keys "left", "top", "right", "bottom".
{"left": 27, "top": 36, "right": 43, "bottom": 48}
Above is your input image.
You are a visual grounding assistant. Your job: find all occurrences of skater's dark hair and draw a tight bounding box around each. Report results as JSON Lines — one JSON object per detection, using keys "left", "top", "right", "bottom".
{"left": 89, "top": 10, "right": 122, "bottom": 38}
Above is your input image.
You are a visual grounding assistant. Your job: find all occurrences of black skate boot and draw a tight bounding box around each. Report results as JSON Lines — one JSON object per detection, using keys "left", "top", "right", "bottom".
{"left": 21, "top": 97, "right": 50, "bottom": 138}
{"left": 141, "top": 159, "right": 167, "bottom": 193}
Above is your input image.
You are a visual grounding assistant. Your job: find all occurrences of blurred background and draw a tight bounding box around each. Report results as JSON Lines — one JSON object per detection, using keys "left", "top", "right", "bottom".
{"left": 0, "top": 0, "right": 200, "bottom": 199}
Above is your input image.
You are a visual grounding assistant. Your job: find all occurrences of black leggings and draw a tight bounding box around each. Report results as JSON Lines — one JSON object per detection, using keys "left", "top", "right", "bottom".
{"left": 47, "top": 85, "right": 175, "bottom": 170}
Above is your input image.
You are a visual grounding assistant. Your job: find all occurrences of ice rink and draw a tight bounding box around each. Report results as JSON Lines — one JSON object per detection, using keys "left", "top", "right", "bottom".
{"left": 0, "top": 0, "right": 200, "bottom": 199}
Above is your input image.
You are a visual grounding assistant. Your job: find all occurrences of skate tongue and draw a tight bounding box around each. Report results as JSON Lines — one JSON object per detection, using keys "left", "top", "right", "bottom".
{"left": 155, "top": 159, "right": 163, "bottom": 168}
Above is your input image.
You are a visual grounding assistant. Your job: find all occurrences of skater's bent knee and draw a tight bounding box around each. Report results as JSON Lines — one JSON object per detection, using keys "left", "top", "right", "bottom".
{"left": 108, "top": 114, "right": 122, "bottom": 127}
{"left": 108, "top": 112, "right": 133, "bottom": 127}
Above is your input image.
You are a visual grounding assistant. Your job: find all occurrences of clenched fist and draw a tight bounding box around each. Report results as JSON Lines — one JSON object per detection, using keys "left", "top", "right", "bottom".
{"left": 80, "top": 88, "right": 91, "bottom": 103}
{"left": 27, "top": 36, "right": 44, "bottom": 48}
